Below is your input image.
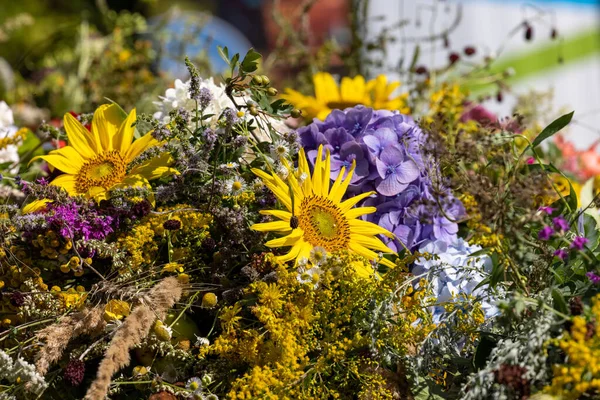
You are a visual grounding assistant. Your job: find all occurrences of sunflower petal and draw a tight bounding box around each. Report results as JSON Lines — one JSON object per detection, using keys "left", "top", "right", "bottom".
{"left": 63, "top": 113, "right": 98, "bottom": 158}
{"left": 22, "top": 199, "right": 52, "bottom": 214}
{"left": 298, "top": 148, "right": 313, "bottom": 195}
{"left": 276, "top": 242, "right": 304, "bottom": 263}
{"left": 313, "top": 72, "right": 340, "bottom": 105}
{"left": 50, "top": 174, "right": 78, "bottom": 195}
{"left": 251, "top": 220, "right": 293, "bottom": 233}
{"left": 344, "top": 206, "right": 377, "bottom": 220}
{"left": 114, "top": 108, "right": 137, "bottom": 154}
{"left": 265, "top": 229, "right": 303, "bottom": 248}
{"left": 339, "top": 191, "right": 375, "bottom": 213}
{"left": 349, "top": 219, "right": 395, "bottom": 238}
{"left": 125, "top": 131, "right": 159, "bottom": 162}
{"left": 349, "top": 241, "right": 395, "bottom": 268}
{"left": 259, "top": 209, "right": 292, "bottom": 221}
{"left": 92, "top": 104, "right": 124, "bottom": 151}
{"left": 350, "top": 233, "right": 395, "bottom": 254}
{"left": 31, "top": 153, "right": 82, "bottom": 175}
{"left": 312, "top": 145, "right": 324, "bottom": 196}
{"left": 130, "top": 153, "right": 179, "bottom": 180}
{"left": 329, "top": 160, "right": 356, "bottom": 204}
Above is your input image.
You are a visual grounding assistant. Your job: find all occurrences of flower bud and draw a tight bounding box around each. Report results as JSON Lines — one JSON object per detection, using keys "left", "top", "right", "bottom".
{"left": 201, "top": 292, "right": 218, "bottom": 308}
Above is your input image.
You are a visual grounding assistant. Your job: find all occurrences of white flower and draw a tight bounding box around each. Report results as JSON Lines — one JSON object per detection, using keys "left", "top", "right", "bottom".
{"left": 412, "top": 238, "right": 499, "bottom": 324}
{"left": 270, "top": 139, "right": 290, "bottom": 159}
{"left": 297, "top": 265, "right": 323, "bottom": 289}
{"left": 154, "top": 78, "right": 289, "bottom": 140}
{"left": 219, "top": 161, "right": 239, "bottom": 170}
{"left": 298, "top": 172, "right": 308, "bottom": 184}
{"left": 0, "top": 350, "right": 47, "bottom": 393}
{"left": 276, "top": 164, "right": 289, "bottom": 180}
{"left": 0, "top": 144, "right": 19, "bottom": 172}
{"left": 186, "top": 377, "right": 203, "bottom": 391}
{"left": 0, "top": 101, "right": 20, "bottom": 175}
{"left": 195, "top": 335, "right": 210, "bottom": 347}
{"left": 309, "top": 246, "right": 328, "bottom": 265}
{"left": 0, "top": 101, "right": 14, "bottom": 128}
{"left": 224, "top": 176, "right": 246, "bottom": 195}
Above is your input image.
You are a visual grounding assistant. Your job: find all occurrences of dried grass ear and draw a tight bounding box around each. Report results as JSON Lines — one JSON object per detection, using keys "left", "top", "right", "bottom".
{"left": 85, "top": 277, "right": 183, "bottom": 400}
{"left": 35, "top": 306, "right": 105, "bottom": 376}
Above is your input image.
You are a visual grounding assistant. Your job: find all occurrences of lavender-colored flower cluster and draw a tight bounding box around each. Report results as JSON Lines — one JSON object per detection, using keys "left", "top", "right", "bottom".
{"left": 298, "top": 106, "right": 464, "bottom": 251}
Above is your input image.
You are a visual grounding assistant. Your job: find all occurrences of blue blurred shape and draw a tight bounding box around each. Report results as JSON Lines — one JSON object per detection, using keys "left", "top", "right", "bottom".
{"left": 150, "top": 11, "right": 253, "bottom": 78}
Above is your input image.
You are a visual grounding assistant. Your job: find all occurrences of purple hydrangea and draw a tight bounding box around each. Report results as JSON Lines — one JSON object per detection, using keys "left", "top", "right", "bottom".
{"left": 298, "top": 106, "right": 464, "bottom": 251}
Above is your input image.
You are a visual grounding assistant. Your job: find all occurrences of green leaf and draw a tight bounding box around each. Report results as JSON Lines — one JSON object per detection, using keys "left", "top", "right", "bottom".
{"left": 411, "top": 376, "right": 446, "bottom": 400}
{"left": 104, "top": 97, "right": 128, "bottom": 119}
{"left": 552, "top": 288, "right": 568, "bottom": 314}
{"left": 241, "top": 48, "right": 262, "bottom": 73}
{"left": 531, "top": 111, "right": 574, "bottom": 148}
{"left": 17, "top": 130, "right": 44, "bottom": 163}
{"left": 490, "top": 252, "right": 504, "bottom": 287}
{"left": 583, "top": 214, "right": 600, "bottom": 252}
{"left": 217, "top": 46, "right": 230, "bottom": 64}
{"left": 469, "top": 249, "right": 490, "bottom": 258}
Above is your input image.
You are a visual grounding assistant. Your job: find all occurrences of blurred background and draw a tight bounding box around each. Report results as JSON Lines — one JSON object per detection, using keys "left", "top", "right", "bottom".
{"left": 0, "top": 0, "right": 598, "bottom": 145}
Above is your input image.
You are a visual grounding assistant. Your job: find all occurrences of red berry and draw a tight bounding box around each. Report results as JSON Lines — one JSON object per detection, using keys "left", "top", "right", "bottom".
{"left": 464, "top": 46, "right": 476, "bottom": 56}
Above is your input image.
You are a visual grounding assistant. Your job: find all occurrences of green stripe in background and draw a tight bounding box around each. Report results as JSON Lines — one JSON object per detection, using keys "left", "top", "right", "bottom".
{"left": 468, "top": 28, "right": 600, "bottom": 91}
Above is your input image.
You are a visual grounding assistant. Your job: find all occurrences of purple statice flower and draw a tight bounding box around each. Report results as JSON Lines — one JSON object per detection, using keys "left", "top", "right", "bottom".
{"left": 552, "top": 216, "right": 570, "bottom": 232}
{"left": 539, "top": 206, "right": 554, "bottom": 214}
{"left": 538, "top": 226, "right": 553, "bottom": 241}
{"left": 554, "top": 248, "right": 568, "bottom": 260}
{"left": 571, "top": 236, "right": 589, "bottom": 250}
{"left": 298, "top": 105, "right": 464, "bottom": 251}
{"left": 587, "top": 271, "right": 600, "bottom": 284}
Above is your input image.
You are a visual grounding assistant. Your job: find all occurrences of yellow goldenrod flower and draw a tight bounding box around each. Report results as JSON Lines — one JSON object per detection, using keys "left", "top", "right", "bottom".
{"left": 251, "top": 145, "right": 396, "bottom": 268}
{"left": 282, "top": 72, "right": 409, "bottom": 121}
{"left": 31, "top": 104, "right": 178, "bottom": 201}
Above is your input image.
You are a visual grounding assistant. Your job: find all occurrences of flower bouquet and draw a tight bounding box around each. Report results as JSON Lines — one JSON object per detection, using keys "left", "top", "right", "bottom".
{"left": 0, "top": 38, "right": 598, "bottom": 400}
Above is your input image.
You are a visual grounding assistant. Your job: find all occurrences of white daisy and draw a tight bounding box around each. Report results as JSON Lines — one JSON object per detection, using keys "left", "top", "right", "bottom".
{"left": 296, "top": 265, "right": 323, "bottom": 289}
{"left": 269, "top": 139, "right": 290, "bottom": 159}
{"left": 224, "top": 176, "right": 246, "bottom": 195}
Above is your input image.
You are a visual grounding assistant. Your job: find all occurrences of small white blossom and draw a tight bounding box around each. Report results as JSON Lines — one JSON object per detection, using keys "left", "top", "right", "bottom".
{"left": 224, "top": 176, "right": 246, "bottom": 195}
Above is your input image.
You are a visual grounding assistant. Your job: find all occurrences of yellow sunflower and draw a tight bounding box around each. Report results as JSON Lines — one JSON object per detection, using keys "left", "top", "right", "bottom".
{"left": 32, "top": 104, "right": 177, "bottom": 201}
{"left": 251, "top": 145, "right": 396, "bottom": 268}
{"left": 282, "top": 72, "right": 410, "bottom": 121}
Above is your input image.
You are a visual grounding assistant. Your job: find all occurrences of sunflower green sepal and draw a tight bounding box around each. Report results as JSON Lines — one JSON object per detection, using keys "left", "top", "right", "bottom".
{"left": 251, "top": 144, "right": 397, "bottom": 268}
{"left": 30, "top": 104, "right": 178, "bottom": 201}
